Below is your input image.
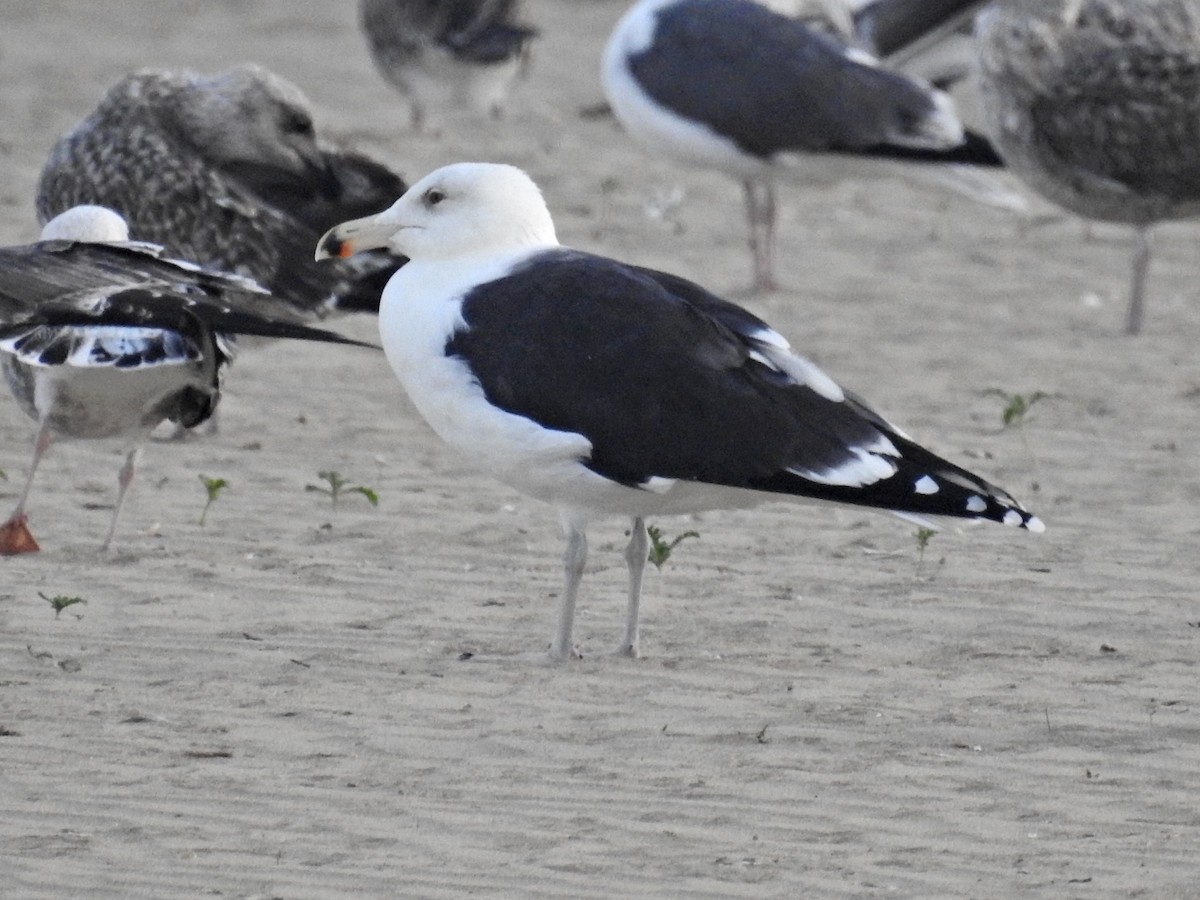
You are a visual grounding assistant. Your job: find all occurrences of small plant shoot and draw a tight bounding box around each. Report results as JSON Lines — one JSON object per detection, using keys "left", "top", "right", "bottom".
{"left": 306, "top": 470, "right": 379, "bottom": 510}
{"left": 646, "top": 524, "right": 699, "bottom": 571}
{"left": 984, "top": 388, "right": 1049, "bottom": 430}
{"left": 914, "top": 526, "right": 937, "bottom": 574}
{"left": 198, "top": 475, "right": 228, "bottom": 526}
{"left": 39, "top": 591, "right": 86, "bottom": 618}
{"left": 984, "top": 388, "right": 1049, "bottom": 468}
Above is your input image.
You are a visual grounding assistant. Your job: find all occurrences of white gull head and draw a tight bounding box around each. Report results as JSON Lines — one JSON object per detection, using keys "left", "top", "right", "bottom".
{"left": 40, "top": 205, "right": 130, "bottom": 243}
{"left": 317, "top": 162, "right": 559, "bottom": 263}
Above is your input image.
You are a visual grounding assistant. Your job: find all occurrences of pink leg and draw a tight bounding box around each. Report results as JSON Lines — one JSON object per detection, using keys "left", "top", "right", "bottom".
{"left": 0, "top": 422, "right": 53, "bottom": 555}
{"left": 1124, "top": 225, "right": 1152, "bottom": 336}
{"left": 101, "top": 446, "right": 142, "bottom": 551}
{"left": 13, "top": 422, "right": 54, "bottom": 516}
{"left": 743, "top": 178, "right": 779, "bottom": 293}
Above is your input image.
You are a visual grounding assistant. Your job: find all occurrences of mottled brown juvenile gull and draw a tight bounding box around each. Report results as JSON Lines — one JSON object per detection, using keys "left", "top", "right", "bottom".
{"left": 36, "top": 64, "right": 407, "bottom": 317}
{"left": 976, "top": 0, "right": 1200, "bottom": 335}
{"left": 317, "top": 163, "right": 1042, "bottom": 659}
{"left": 0, "top": 206, "right": 376, "bottom": 555}
{"left": 359, "top": 0, "right": 538, "bottom": 131}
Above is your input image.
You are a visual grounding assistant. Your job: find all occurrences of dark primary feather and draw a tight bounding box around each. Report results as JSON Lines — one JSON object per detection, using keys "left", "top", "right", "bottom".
{"left": 628, "top": 0, "right": 950, "bottom": 159}
{"left": 35, "top": 66, "right": 406, "bottom": 316}
{"left": 445, "top": 250, "right": 1033, "bottom": 525}
{"left": 0, "top": 240, "right": 379, "bottom": 349}
{"left": 864, "top": 129, "right": 1004, "bottom": 166}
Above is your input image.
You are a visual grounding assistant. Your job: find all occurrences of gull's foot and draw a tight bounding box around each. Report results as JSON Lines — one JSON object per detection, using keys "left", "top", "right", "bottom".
{"left": 547, "top": 641, "right": 583, "bottom": 661}
{"left": 611, "top": 642, "right": 640, "bottom": 659}
{"left": 0, "top": 514, "right": 41, "bottom": 555}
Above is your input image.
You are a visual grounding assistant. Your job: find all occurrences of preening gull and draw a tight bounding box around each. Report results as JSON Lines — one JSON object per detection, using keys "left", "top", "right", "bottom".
{"left": 0, "top": 207, "right": 376, "bottom": 555}
{"left": 360, "top": 0, "right": 539, "bottom": 131}
{"left": 976, "top": 0, "right": 1200, "bottom": 335}
{"left": 316, "top": 162, "right": 1043, "bottom": 659}
{"left": 36, "top": 64, "right": 407, "bottom": 317}
{"left": 601, "top": 0, "right": 1003, "bottom": 293}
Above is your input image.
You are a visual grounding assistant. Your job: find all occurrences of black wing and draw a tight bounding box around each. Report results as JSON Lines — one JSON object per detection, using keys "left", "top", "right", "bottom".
{"left": 0, "top": 241, "right": 379, "bottom": 348}
{"left": 445, "top": 249, "right": 1037, "bottom": 526}
{"left": 627, "top": 0, "right": 952, "bottom": 159}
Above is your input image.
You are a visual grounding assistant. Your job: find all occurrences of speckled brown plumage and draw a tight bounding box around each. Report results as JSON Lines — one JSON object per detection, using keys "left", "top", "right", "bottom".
{"left": 36, "top": 65, "right": 407, "bottom": 317}
{"left": 976, "top": 0, "right": 1200, "bottom": 334}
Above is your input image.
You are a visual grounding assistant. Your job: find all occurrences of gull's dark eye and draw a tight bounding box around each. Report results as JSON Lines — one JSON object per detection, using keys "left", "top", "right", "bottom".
{"left": 424, "top": 188, "right": 446, "bottom": 207}
{"left": 280, "top": 109, "right": 314, "bottom": 137}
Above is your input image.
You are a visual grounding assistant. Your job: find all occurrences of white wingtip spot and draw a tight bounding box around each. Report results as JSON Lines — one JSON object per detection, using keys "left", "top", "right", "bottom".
{"left": 914, "top": 475, "right": 939, "bottom": 495}
{"left": 926, "top": 90, "right": 966, "bottom": 147}
{"left": 966, "top": 495, "right": 988, "bottom": 513}
{"left": 1025, "top": 516, "right": 1046, "bottom": 534}
{"left": 639, "top": 476, "right": 677, "bottom": 495}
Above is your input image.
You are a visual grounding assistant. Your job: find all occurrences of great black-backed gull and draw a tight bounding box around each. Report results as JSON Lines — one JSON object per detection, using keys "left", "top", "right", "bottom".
{"left": 360, "top": 0, "right": 539, "bottom": 131}
{"left": 0, "top": 207, "right": 376, "bottom": 555}
{"left": 601, "top": 0, "right": 1004, "bottom": 293}
{"left": 317, "top": 162, "right": 1042, "bottom": 659}
{"left": 976, "top": 0, "right": 1200, "bottom": 335}
{"left": 36, "top": 64, "right": 407, "bottom": 316}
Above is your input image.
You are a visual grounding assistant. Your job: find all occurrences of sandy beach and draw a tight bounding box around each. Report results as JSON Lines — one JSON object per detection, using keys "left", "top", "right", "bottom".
{"left": 2, "top": 2, "right": 1199, "bottom": 897}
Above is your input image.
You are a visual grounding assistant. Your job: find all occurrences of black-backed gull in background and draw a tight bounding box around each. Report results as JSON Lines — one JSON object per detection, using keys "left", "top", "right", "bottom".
{"left": 36, "top": 64, "right": 407, "bottom": 317}
{"left": 316, "top": 162, "right": 1043, "bottom": 659}
{"left": 359, "top": 0, "right": 539, "bottom": 131}
{"left": 601, "top": 0, "right": 1003, "bottom": 293}
{"left": 0, "top": 206, "right": 376, "bottom": 556}
{"left": 976, "top": 0, "right": 1200, "bottom": 335}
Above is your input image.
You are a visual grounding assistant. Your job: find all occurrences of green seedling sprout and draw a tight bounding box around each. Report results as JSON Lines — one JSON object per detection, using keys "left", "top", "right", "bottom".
{"left": 914, "top": 526, "right": 938, "bottom": 576}
{"left": 986, "top": 389, "right": 1049, "bottom": 430}
{"left": 306, "top": 470, "right": 379, "bottom": 510}
{"left": 983, "top": 388, "right": 1049, "bottom": 469}
{"left": 39, "top": 591, "right": 86, "bottom": 617}
{"left": 646, "top": 524, "right": 700, "bottom": 571}
{"left": 198, "top": 475, "right": 228, "bottom": 526}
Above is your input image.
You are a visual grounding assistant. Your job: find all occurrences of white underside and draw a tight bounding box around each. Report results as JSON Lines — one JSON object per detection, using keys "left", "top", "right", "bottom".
{"left": 387, "top": 47, "right": 524, "bottom": 122}
{"left": 3, "top": 354, "right": 204, "bottom": 440}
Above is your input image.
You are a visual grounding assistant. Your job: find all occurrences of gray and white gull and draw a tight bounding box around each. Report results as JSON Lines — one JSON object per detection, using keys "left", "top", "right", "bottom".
{"left": 0, "top": 206, "right": 375, "bottom": 555}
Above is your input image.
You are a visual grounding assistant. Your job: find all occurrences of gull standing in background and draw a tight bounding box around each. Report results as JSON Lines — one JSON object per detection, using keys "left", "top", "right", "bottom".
{"left": 360, "top": 0, "right": 539, "bottom": 131}
{"left": 602, "top": 0, "right": 1001, "bottom": 293}
{"left": 976, "top": 0, "right": 1200, "bottom": 334}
